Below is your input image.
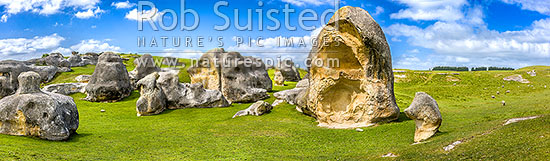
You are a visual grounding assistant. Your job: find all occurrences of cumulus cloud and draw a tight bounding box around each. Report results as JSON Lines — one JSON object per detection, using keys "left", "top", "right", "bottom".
{"left": 161, "top": 48, "right": 203, "bottom": 59}
{"left": 0, "top": 33, "right": 65, "bottom": 56}
{"left": 0, "top": 0, "right": 100, "bottom": 22}
{"left": 125, "top": 8, "right": 162, "bottom": 21}
{"left": 280, "top": 0, "right": 335, "bottom": 7}
{"left": 373, "top": 6, "right": 384, "bottom": 16}
{"left": 111, "top": 1, "right": 136, "bottom": 9}
{"left": 390, "top": 0, "right": 467, "bottom": 21}
{"left": 75, "top": 7, "right": 105, "bottom": 19}
{"left": 70, "top": 39, "right": 121, "bottom": 53}
{"left": 501, "top": 0, "right": 550, "bottom": 15}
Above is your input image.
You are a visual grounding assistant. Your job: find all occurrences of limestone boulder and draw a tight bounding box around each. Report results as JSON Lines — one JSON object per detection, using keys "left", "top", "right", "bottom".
{"left": 188, "top": 48, "right": 272, "bottom": 103}
{"left": 75, "top": 75, "right": 92, "bottom": 83}
{"left": 68, "top": 52, "right": 84, "bottom": 67}
{"left": 232, "top": 101, "right": 273, "bottom": 118}
{"left": 0, "top": 60, "right": 59, "bottom": 98}
{"left": 136, "top": 72, "right": 166, "bottom": 116}
{"left": 273, "top": 70, "right": 285, "bottom": 86}
{"left": 43, "top": 83, "right": 87, "bottom": 95}
{"left": 295, "top": 79, "right": 309, "bottom": 88}
{"left": 84, "top": 52, "right": 132, "bottom": 102}
{"left": 157, "top": 72, "right": 229, "bottom": 109}
{"left": 0, "top": 72, "right": 79, "bottom": 140}
{"left": 43, "top": 53, "right": 71, "bottom": 68}
{"left": 28, "top": 65, "right": 58, "bottom": 82}
{"left": 304, "top": 7, "right": 400, "bottom": 128}
{"left": 130, "top": 54, "right": 160, "bottom": 81}
{"left": 274, "top": 88, "right": 306, "bottom": 105}
{"left": 404, "top": 92, "right": 442, "bottom": 142}
{"left": 81, "top": 52, "right": 99, "bottom": 65}
{"left": 276, "top": 60, "right": 301, "bottom": 82}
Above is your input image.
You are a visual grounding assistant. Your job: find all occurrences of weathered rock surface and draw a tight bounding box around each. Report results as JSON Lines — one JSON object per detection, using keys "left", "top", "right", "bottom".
{"left": 303, "top": 7, "right": 400, "bottom": 128}
{"left": 273, "top": 70, "right": 285, "bottom": 86}
{"left": 404, "top": 92, "right": 442, "bottom": 142}
{"left": 527, "top": 70, "right": 536, "bottom": 76}
{"left": 157, "top": 72, "right": 229, "bottom": 109}
{"left": 0, "top": 71, "right": 79, "bottom": 140}
{"left": 43, "top": 83, "right": 87, "bottom": 95}
{"left": 276, "top": 60, "right": 301, "bottom": 82}
{"left": 75, "top": 75, "right": 92, "bottom": 83}
{"left": 274, "top": 88, "right": 306, "bottom": 105}
{"left": 130, "top": 54, "right": 160, "bottom": 81}
{"left": 232, "top": 101, "right": 273, "bottom": 118}
{"left": 136, "top": 72, "right": 166, "bottom": 116}
{"left": 81, "top": 52, "right": 99, "bottom": 65}
{"left": 295, "top": 79, "right": 309, "bottom": 88}
{"left": 503, "top": 74, "right": 530, "bottom": 83}
{"left": 0, "top": 60, "right": 60, "bottom": 98}
{"left": 188, "top": 48, "right": 272, "bottom": 103}
{"left": 84, "top": 52, "right": 132, "bottom": 102}
{"left": 43, "top": 53, "right": 71, "bottom": 68}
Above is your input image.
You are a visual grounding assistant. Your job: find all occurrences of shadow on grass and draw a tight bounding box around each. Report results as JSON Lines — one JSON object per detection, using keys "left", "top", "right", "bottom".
{"left": 67, "top": 133, "right": 92, "bottom": 142}
{"left": 395, "top": 112, "right": 412, "bottom": 122}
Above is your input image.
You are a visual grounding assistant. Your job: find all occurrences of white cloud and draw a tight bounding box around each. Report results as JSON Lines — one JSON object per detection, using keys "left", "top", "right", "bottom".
{"left": 280, "top": 0, "right": 335, "bottom": 7}
{"left": 161, "top": 48, "right": 203, "bottom": 59}
{"left": 0, "top": 0, "right": 100, "bottom": 22}
{"left": 390, "top": 0, "right": 468, "bottom": 21}
{"left": 111, "top": 1, "right": 136, "bottom": 9}
{"left": 501, "top": 0, "right": 550, "bottom": 15}
{"left": 50, "top": 47, "right": 72, "bottom": 55}
{"left": 70, "top": 39, "right": 121, "bottom": 53}
{"left": 373, "top": 6, "right": 384, "bottom": 16}
{"left": 125, "top": 8, "right": 162, "bottom": 21}
{"left": 0, "top": 33, "right": 65, "bottom": 55}
{"left": 75, "top": 6, "right": 104, "bottom": 19}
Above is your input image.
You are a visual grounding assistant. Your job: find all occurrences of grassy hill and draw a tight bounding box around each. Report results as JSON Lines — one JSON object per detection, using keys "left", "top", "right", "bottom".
{"left": 1, "top": 55, "right": 549, "bottom": 160}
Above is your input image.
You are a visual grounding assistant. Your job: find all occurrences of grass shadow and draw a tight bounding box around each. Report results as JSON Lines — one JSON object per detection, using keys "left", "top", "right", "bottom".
{"left": 395, "top": 112, "right": 412, "bottom": 122}
{"left": 66, "top": 133, "right": 92, "bottom": 142}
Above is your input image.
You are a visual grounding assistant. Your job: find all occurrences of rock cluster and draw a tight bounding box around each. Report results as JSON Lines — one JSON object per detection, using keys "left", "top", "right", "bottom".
{"left": 301, "top": 7, "right": 400, "bottom": 128}
{"left": 404, "top": 92, "right": 442, "bottom": 142}
{"left": 188, "top": 48, "right": 272, "bottom": 103}
{"left": 84, "top": 52, "right": 132, "bottom": 102}
{"left": 0, "top": 71, "right": 79, "bottom": 140}
{"left": 0, "top": 60, "right": 59, "bottom": 98}
{"left": 156, "top": 72, "right": 230, "bottom": 109}
{"left": 232, "top": 101, "right": 273, "bottom": 118}
{"left": 503, "top": 74, "right": 530, "bottom": 83}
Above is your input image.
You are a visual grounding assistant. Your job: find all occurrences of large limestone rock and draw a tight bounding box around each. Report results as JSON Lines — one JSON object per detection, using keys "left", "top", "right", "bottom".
{"left": 232, "top": 101, "right": 273, "bottom": 118}
{"left": 188, "top": 48, "right": 272, "bottom": 103}
{"left": 404, "top": 92, "right": 442, "bottom": 142}
{"left": 136, "top": 72, "right": 166, "bottom": 116}
{"left": 273, "top": 70, "right": 285, "bottom": 86}
{"left": 304, "top": 7, "right": 400, "bottom": 128}
{"left": 0, "top": 60, "right": 59, "bottom": 98}
{"left": 157, "top": 72, "right": 229, "bottom": 109}
{"left": 503, "top": 74, "right": 530, "bottom": 83}
{"left": 81, "top": 52, "right": 99, "bottom": 65}
{"left": 84, "top": 52, "right": 132, "bottom": 102}
{"left": 276, "top": 60, "right": 301, "bottom": 82}
{"left": 0, "top": 72, "right": 79, "bottom": 140}
{"left": 68, "top": 52, "right": 84, "bottom": 67}
{"left": 274, "top": 88, "right": 306, "bottom": 105}
{"left": 130, "top": 54, "right": 160, "bottom": 81}
{"left": 43, "top": 83, "right": 87, "bottom": 95}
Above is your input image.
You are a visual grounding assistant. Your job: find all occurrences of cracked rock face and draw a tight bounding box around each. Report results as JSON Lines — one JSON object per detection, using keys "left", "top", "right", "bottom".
{"left": 84, "top": 52, "right": 132, "bottom": 102}
{"left": 188, "top": 48, "right": 271, "bottom": 103}
{"left": 404, "top": 92, "right": 442, "bottom": 142}
{"left": 304, "top": 7, "right": 400, "bottom": 129}
{"left": 157, "top": 72, "right": 229, "bottom": 109}
{"left": 0, "top": 71, "right": 79, "bottom": 141}
{"left": 136, "top": 72, "right": 166, "bottom": 116}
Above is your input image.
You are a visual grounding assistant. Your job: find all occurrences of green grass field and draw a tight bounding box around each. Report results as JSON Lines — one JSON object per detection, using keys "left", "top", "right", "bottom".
{"left": 1, "top": 56, "right": 549, "bottom": 160}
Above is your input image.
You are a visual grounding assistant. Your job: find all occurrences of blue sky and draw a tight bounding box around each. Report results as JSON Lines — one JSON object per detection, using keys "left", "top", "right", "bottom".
{"left": 1, "top": 0, "right": 549, "bottom": 69}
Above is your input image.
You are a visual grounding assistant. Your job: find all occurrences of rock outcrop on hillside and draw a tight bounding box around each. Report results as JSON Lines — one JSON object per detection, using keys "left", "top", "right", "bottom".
{"left": 187, "top": 48, "right": 271, "bottom": 103}
{"left": 404, "top": 92, "right": 442, "bottom": 142}
{"left": 84, "top": 52, "right": 132, "bottom": 102}
{"left": 0, "top": 71, "right": 79, "bottom": 140}
{"left": 302, "top": 6, "right": 400, "bottom": 128}
{"left": 503, "top": 74, "right": 530, "bottom": 83}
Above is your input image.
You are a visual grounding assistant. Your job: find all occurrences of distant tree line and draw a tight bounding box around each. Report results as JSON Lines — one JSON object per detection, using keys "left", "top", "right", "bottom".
{"left": 431, "top": 66, "right": 469, "bottom": 71}
{"left": 430, "top": 66, "right": 515, "bottom": 71}
{"left": 471, "top": 67, "right": 515, "bottom": 71}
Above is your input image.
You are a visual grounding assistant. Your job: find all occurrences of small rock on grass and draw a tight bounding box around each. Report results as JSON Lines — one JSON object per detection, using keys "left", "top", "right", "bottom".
{"left": 501, "top": 101, "right": 506, "bottom": 106}
{"left": 443, "top": 141, "right": 463, "bottom": 151}
{"left": 355, "top": 128, "right": 364, "bottom": 132}
{"left": 491, "top": 95, "right": 495, "bottom": 99}
{"left": 381, "top": 153, "right": 398, "bottom": 158}
{"left": 100, "top": 109, "right": 106, "bottom": 112}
